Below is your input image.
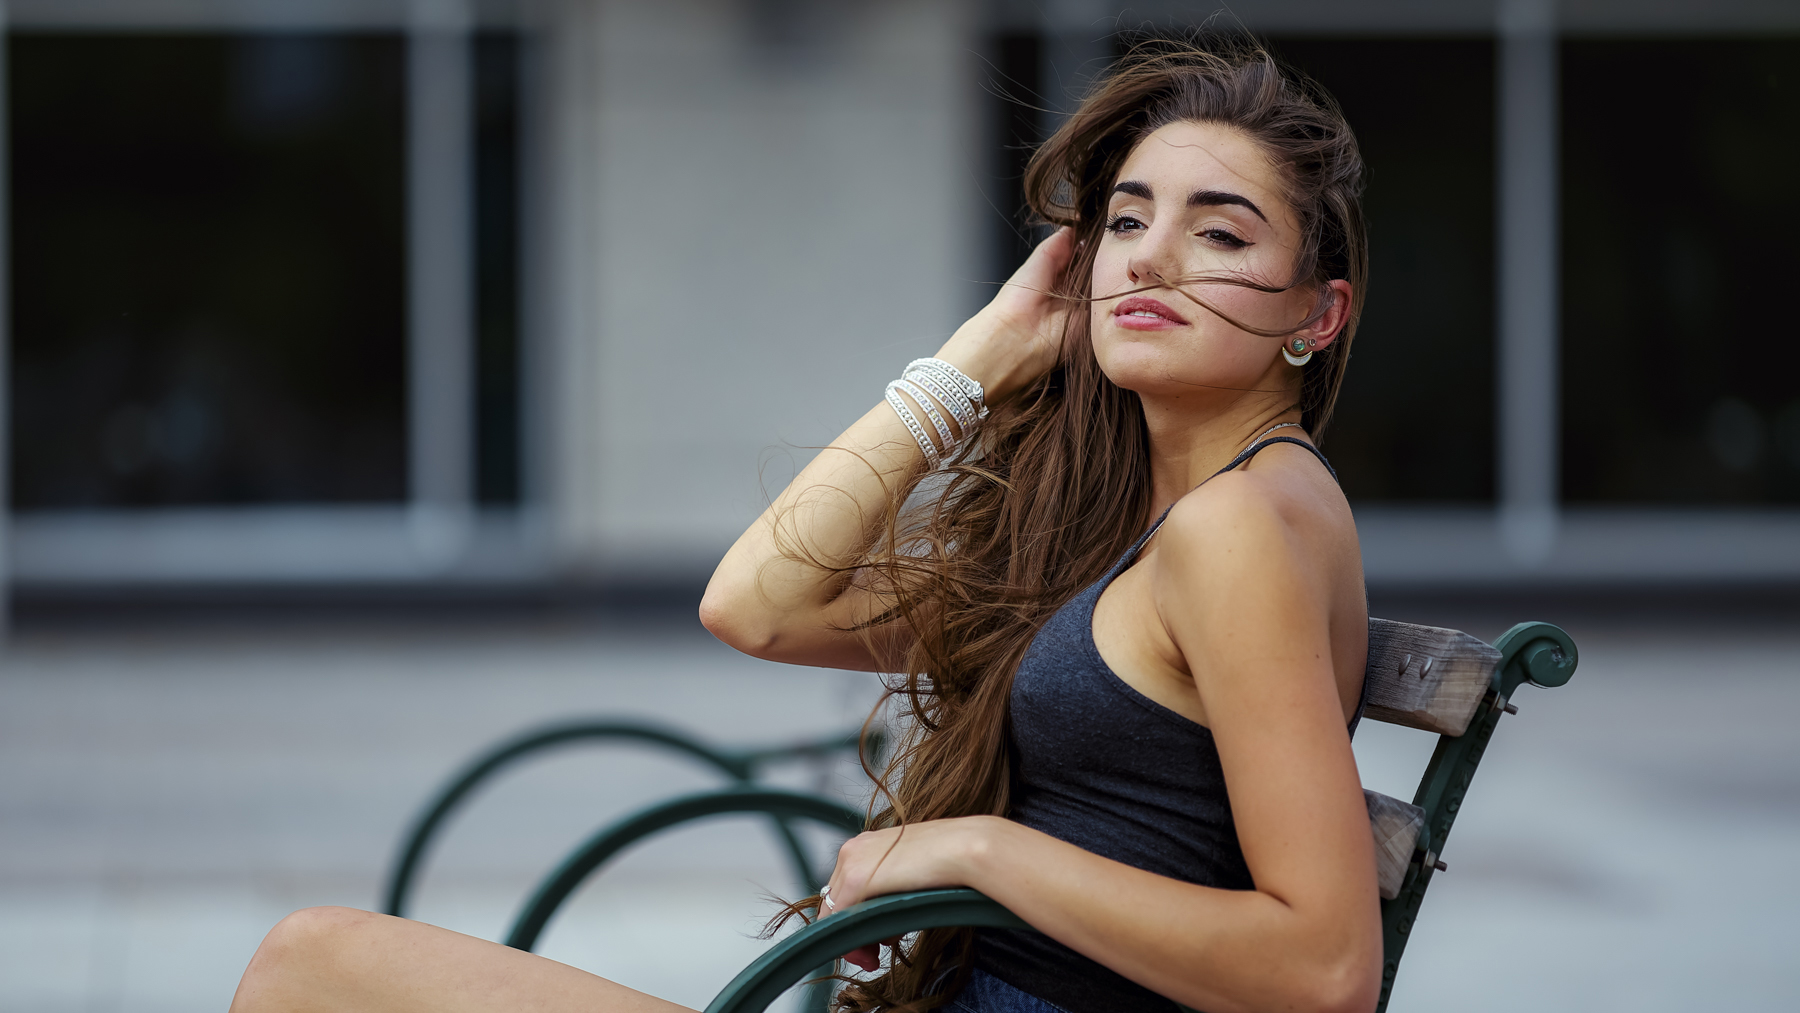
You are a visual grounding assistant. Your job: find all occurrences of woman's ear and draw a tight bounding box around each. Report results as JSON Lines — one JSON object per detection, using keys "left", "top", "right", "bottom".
{"left": 1301, "top": 279, "right": 1353, "bottom": 351}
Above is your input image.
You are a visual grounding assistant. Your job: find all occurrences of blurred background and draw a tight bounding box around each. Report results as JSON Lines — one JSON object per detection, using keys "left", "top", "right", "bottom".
{"left": 1, "top": 0, "right": 1796, "bottom": 1011}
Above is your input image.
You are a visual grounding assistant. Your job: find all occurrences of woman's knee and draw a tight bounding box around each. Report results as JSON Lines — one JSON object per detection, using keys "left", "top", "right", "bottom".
{"left": 267, "top": 907, "right": 374, "bottom": 955}
{"left": 234, "top": 907, "right": 369, "bottom": 1011}
{"left": 242, "top": 907, "right": 379, "bottom": 991}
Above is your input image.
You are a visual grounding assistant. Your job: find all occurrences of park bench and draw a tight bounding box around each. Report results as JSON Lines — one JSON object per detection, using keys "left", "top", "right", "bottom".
{"left": 384, "top": 721, "right": 874, "bottom": 922}
{"left": 387, "top": 618, "right": 1576, "bottom": 1013}
{"left": 385, "top": 719, "right": 871, "bottom": 1012}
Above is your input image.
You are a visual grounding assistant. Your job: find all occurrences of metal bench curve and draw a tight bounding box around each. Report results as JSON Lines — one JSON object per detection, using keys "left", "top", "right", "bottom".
{"left": 384, "top": 720, "right": 868, "bottom": 918}
{"left": 505, "top": 787, "right": 865, "bottom": 952}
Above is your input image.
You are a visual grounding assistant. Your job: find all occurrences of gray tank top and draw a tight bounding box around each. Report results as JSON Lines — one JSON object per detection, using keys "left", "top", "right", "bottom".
{"left": 974, "top": 437, "right": 1364, "bottom": 1013}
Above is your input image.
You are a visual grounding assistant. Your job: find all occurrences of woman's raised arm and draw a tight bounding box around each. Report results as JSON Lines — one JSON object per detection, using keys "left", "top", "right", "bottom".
{"left": 699, "top": 229, "right": 1073, "bottom": 671}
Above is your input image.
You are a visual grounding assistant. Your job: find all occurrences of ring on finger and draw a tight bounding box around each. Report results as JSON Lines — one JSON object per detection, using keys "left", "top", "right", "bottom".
{"left": 820, "top": 885, "right": 837, "bottom": 911}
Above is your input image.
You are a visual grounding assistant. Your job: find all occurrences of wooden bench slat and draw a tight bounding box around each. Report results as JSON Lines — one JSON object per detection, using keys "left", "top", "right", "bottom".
{"left": 1364, "top": 789, "right": 1425, "bottom": 900}
{"left": 1362, "top": 618, "right": 1502, "bottom": 736}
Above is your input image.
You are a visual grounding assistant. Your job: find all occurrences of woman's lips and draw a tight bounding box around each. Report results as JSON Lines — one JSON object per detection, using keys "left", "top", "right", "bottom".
{"left": 1112, "top": 296, "right": 1189, "bottom": 330}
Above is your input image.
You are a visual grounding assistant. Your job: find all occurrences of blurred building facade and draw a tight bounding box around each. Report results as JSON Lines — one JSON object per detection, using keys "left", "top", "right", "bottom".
{"left": 6, "top": 0, "right": 1800, "bottom": 600}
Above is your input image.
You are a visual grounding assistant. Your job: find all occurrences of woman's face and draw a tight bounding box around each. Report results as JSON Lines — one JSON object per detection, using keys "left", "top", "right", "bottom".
{"left": 1088, "top": 119, "right": 1347, "bottom": 404}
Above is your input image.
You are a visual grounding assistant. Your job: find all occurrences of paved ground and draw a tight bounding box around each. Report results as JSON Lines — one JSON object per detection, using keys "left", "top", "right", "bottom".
{"left": 1, "top": 607, "right": 1796, "bottom": 1012}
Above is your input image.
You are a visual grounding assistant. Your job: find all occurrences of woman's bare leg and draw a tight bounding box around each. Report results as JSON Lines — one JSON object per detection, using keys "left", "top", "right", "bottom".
{"left": 229, "top": 907, "right": 696, "bottom": 1013}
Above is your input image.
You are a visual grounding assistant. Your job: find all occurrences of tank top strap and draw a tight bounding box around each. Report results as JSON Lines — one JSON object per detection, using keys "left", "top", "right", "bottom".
{"left": 1127, "top": 436, "right": 1339, "bottom": 561}
{"left": 1213, "top": 435, "right": 1338, "bottom": 485}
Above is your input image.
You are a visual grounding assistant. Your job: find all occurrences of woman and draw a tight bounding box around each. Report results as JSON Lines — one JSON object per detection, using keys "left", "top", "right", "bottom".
{"left": 229, "top": 38, "right": 1377, "bottom": 1013}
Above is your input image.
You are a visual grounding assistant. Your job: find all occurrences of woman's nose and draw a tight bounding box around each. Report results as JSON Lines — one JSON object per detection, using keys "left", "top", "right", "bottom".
{"left": 1127, "top": 256, "right": 1161, "bottom": 285}
{"left": 1127, "top": 222, "right": 1183, "bottom": 286}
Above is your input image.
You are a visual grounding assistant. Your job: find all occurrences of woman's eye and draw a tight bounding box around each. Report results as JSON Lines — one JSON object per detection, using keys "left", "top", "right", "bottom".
{"left": 1200, "top": 228, "right": 1249, "bottom": 249}
{"left": 1105, "top": 214, "right": 1146, "bottom": 235}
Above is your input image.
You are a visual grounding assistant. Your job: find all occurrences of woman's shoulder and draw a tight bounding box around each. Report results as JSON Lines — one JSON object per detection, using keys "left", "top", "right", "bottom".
{"left": 1154, "top": 441, "right": 1357, "bottom": 592}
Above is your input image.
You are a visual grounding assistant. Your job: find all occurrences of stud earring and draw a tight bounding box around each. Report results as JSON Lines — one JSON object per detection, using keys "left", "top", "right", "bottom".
{"left": 1282, "top": 336, "right": 1314, "bottom": 367}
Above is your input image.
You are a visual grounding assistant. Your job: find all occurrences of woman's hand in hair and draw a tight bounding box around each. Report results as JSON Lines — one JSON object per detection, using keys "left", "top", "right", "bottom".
{"left": 934, "top": 227, "right": 1076, "bottom": 403}
{"left": 818, "top": 816, "right": 1008, "bottom": 971}
{"left": 701, "top": 234, "right": 1082, "bottom": 674}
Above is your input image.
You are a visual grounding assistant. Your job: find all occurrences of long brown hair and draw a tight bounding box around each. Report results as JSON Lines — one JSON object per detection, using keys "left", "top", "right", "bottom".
{"left": 801, "top": 35, "right": 1366, "bottom": 1012}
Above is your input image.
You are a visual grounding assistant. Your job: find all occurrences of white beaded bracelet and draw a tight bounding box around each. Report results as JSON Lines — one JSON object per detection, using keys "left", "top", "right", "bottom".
{"left": 884, "top": 358, "right": 987, "bottom": 468}
{"left": 885, "top": 382, "right": 942, "bottom": 469}
{"left": 907, "top": 358, "right": 987, "bottom": 420}
{"left": 893, "top": 377, "right": 956, "bottom": 450}
{"left": 903, "top": 368, "right": 974, "bottom": 434}
{"left": 907, "top": 363, "right": 983, "bottom": 432}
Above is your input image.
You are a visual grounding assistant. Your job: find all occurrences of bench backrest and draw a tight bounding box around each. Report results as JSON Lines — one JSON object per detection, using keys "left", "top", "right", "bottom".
{"left": 1357, "top": 617, "right": 1578, "bottom": 1013}
{"left": 1359, "top": 618, "right": 1502, "bottom": 899}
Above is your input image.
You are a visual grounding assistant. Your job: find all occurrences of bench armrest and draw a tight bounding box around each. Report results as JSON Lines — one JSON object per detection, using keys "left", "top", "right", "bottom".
{"left": 704, "top": 889, "right": 1027, "bottom": 1013}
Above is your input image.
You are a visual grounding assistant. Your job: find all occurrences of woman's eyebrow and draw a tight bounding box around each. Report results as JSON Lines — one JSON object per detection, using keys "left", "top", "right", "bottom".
{"left": 1189, "top": 189, "right": 1268, "bottom": 222}
{"left": 1110, "top": 181, "right": 1268, "bottom": 224}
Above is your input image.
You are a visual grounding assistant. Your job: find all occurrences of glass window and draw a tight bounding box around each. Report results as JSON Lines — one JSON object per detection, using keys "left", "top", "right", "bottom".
{"left": 474, "top": 32, "right": 521, "bottom": 505}
{"left": 10, "top": 30, "right": 523, "bottom": 510}
{"left": 981, "top": 31, "right": 1046, "bottom": 287}
{"left": 1267, "top": 38, "right": 1497, "bottom": 503}
{"left": 12, "top": 33, "right": 408, "bottom": 508}
{"left": 1561, "top": 38, "right": 1800, "bottom": 504}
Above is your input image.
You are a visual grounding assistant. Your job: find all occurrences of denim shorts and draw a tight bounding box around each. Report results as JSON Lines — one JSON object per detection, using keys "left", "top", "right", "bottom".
{"left": 944, "top": 969, "right": 1071, "bottom": 1013}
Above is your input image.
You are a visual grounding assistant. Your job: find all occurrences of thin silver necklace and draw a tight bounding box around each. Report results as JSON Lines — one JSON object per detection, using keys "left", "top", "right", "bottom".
{"left": 1251, "top": 421, "right": 1305, "bottom": 445}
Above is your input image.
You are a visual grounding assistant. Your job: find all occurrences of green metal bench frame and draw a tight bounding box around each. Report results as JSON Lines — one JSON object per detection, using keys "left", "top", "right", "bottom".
{"left": 383, "top": 720, "right": 875, "bottom": 919}
{"left": 501, "top": 786, "right": 864, "bottom": 1013}
{"left": 504, "top": 787, "right": 864, "bottom": 951}
{"left": 692, "top": 620, "right": 1577, "bottom": 1013}
{"left": 387, "top": 620, "right": 1575, "bottom": 1013}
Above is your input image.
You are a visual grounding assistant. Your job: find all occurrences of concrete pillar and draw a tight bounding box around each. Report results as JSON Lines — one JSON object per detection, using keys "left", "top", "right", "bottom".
{"left": 1496, "top": 0, "right": 1561, "bottom": 565}
{"left": 522, "top": 0, "right": 608, "bottom": 576}
{"left": 558, "top": 0, "right": 978, "bottom": 582}
{"left": 407, "top": 0, "right": 477, "bottom": 569}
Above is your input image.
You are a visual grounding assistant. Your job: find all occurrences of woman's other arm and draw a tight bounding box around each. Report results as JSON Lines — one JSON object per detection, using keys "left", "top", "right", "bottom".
{"left": 699, "top": 230, "right": 1072, "bottom": 670}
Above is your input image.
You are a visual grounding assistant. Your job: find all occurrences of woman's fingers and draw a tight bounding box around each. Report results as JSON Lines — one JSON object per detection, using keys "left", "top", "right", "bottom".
{"left": 1003, "top": 227, "right": 1075, "bottom": 301}
{"left": 844, "top": 943, "right": 880, "bottom": 972}
{"left": 841, "top": 936, "right": 902, "bottom": 973}
{"left": 1026, "top": 225, "right": 1075, "bottom": 272}
{"left": 825, "top": 882, "right": 882, "bottom": 970}
{"left": 822, "top": 832, "right": 887, "bottom": 967}
{"left": 819, "top": 823, "right": 966, "bottom": 969}
{"left": 929, "top": 226, "right": 1077, "bottom": 403}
